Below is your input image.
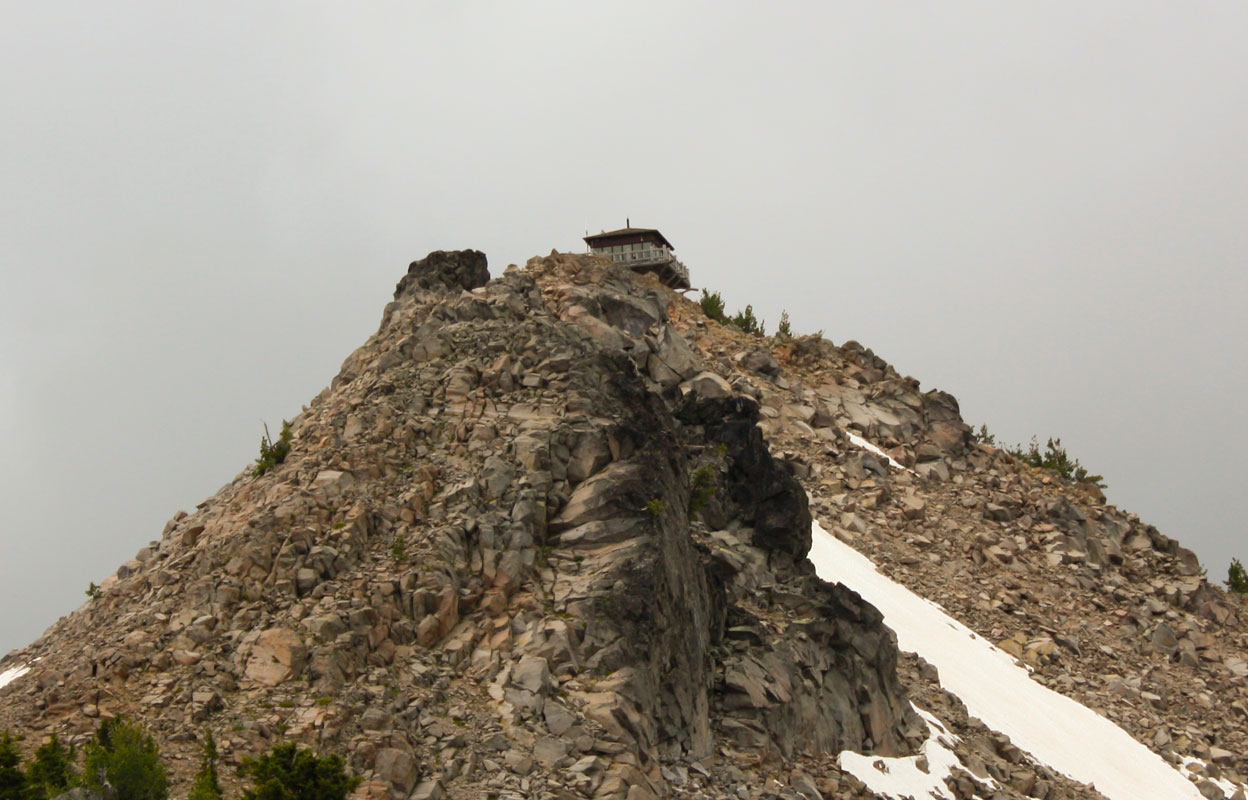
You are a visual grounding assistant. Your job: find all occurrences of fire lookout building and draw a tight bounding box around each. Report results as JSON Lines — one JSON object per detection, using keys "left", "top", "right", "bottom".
{"left": 583, "top": 223, "right": 691, "bottom": 290}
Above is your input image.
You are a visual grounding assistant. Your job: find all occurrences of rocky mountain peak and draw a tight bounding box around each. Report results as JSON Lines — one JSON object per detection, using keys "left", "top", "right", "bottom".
{"left": 1, "top": 250, "right": 1244, "bottom": 800}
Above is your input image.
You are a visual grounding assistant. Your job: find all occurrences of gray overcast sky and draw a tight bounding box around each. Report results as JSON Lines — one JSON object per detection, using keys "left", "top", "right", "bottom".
{"left": 2, "top": 3, "right": 1245, "bottom": 655}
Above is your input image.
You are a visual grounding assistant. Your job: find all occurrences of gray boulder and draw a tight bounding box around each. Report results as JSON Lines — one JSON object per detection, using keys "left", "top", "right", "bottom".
{"left": 374, "top": 747, "right": 419, "bottom": 795}
{"left": 740, "top": 348, "right": 780, "bottom": 377}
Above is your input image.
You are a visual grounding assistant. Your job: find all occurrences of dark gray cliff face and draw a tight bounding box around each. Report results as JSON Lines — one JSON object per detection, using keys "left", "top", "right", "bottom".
{"left": 394, "top": 249, "right": 490, "bottom": 297}
{"left": 531, "top": 254, "right": 922, "bottom": 763}
{"left": 671, "top": 392, "right": 915, "bottom": 758}
{"left": 675, "top": 394, "right": 813, "bottom": 561}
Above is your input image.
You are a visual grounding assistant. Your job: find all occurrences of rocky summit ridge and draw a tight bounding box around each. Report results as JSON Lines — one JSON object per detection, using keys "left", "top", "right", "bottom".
{"left": 1, "top": 250, "right": 1245, "bottom": 800}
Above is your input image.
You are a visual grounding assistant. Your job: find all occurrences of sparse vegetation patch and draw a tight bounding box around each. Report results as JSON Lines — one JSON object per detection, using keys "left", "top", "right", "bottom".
{"left": 83, "top": 717, "right": 169, "bottom": 800}
{"left": 688, "top": 466, "right": 718, "bottom": 519}
{"left": 238, "top": 742, "right": 360, "bottom": 800}
{"left": 700, "top": 289, "right": 766, "bottom": 336}
{"left": 974, "top": 427, "right": 1106, "bottom": 489}
{"left": 1227, "top": 558, "right": 1248, "bottom": 595}
{"left": 254, "top": 420, "right": 293, "bottom": 477}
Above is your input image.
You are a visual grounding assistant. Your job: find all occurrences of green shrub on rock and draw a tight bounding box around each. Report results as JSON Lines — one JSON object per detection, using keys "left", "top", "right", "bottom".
{"left": 776, "top": 311, "right": 793, "bottom": 340}
{"left": 390, "top": 534, "right": 408, "bottom": 564}
{"left": 0, "top": 732, "right": 27, "bottom": 800}
{"left": 25, "top": 733, "right": 76, "bottom": 800}
{"left": 699, "top": 290, "right": 728, "bottom": 325}
{"left": 239, "top": 743, "right": 359, "bottom": 800}
{"left": 1227, "top": 558, "right": 1248, "bottom": 595}
{"left": 1006, "top": 436, "right": 1105, "bottom": 488}
{"left": 688, "top": 467, "right": 718, "bottom": 519}
{"left": 699, "top": 289, "right": 766, "bottom": 335}
{"left": 254, "top": 420, "right": 293, "bottom": 477}
{"left": 83, "top": 718, "right": 168, "bottom": 800}
{"left": 187, "top": 731, "right": 223, "bottom": 800}
{"left": 728, "top": 304, "right": 765, "bottom": 336}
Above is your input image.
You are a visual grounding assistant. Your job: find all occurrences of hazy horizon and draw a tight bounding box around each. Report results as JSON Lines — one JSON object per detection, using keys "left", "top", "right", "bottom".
{"left": 2, "top": 3, "right": 1245, "bottom": 655}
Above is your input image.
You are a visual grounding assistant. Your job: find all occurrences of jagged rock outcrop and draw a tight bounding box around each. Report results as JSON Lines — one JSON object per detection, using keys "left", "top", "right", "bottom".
{"left": 2, "top": 248, "right": 1244, "bottom": 800}
{"left": 0, "top": 252, "right": 925, "bottom": 799}
{"left": 394, "top": 249, "right": 489, "bottom": 296}
{"left": 673, "top": 288, "right": 1248, "bottom": 797}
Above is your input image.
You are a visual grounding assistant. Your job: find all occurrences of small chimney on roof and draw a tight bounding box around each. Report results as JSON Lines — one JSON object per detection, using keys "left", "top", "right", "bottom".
{"left": 626, "top": 217, "right": 630, "bottom": 228}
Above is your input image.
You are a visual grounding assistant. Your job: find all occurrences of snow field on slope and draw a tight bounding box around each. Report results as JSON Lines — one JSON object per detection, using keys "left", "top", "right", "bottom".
{"left": 0, "top": 664, "right": 29, "bottom": 691}
{"left": 810, "top": 520, "right": 1215, "bottom": 800}
{"left": 845, "top": 431, "right": 915, "bottom": 473}
{"left": 838, "top": 706, "right": 999, "bottom": 800}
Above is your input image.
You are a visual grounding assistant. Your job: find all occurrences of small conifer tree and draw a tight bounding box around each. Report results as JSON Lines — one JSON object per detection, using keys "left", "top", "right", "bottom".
{"left": 1005, "top": 436, "right": 1105, "bottom": 488}
{"left": 776, "top": 311, "right": 792, "bottom": 340}
{"left": 254, "top": 420, "right": 293, "bottom": 477}
{"left": 0, "top": 732, "right": 27, "bottom": 800}
{"left": 83, "top": 718, "right": 168, "bottom": 800}
{"left": 1227, "top": 558, "right": 1248, "bottom": 595}
{"left": 25, "top": 733, "right": 76, "bottom": 800}
{"left": 188, "top": 731, "right": 223, "bottom": 800}
{"left": 729, "top": 304, "right": 765, "bottom": 336}
{"left": 974, "top": 424, "right": 997, "bottom": 447}
{"left": 239, "top": 743, "right": 359, "bottom": 800}
{"left": 699, "top": 288, "right": 767, "bottom": 336}
{"left": 699, "top": 290, "right": 728, "bottom": 324}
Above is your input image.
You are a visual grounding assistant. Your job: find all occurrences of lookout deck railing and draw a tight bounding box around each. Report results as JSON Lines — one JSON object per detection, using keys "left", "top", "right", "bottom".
{"left": 599, "top": 248, "right": 690, "bottom": 287}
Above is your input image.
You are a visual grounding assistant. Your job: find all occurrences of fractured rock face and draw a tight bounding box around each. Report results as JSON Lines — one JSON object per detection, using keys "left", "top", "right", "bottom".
{"left": 242, "top": 627, "right": 306, "bottom": 686}
{"left": 0, "top": 252, "right": 925, "bottom": 800}
{"left": 373, "top": 747, "right": 419, "bottom": 796}
{"left": 676, "top": 394, "right": 812, "bottom": 560}
{"left": 394, "top": 249, "right": 489, "bottom": 297}
{"left": 680, "top": 371, "right": 733, "bottom": 400}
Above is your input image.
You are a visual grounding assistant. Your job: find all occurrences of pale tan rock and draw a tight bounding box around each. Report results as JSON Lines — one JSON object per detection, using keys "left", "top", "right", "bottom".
{"left": 244, "top": 627, "right": 306, "bottom": 686}
{"left": 349, "top": 780, "right": 391, "bottom": 800}
{"left": 900, "top": 492, "right": 926, "bottom": 520}
{"left": 374, "top": 747, "right": 418, "bottom": 794}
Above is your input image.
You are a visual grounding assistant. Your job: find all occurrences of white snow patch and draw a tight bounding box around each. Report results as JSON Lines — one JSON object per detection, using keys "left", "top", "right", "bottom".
{"left": 810, "top": 520, "right": 1211, "bottom": 800}
{"left": 839, "top": 706, "right": 994, "bottom": 800}
{"left": 0, "top": 663, "right": 30, "bottom": 691}
{"left": 845, "top": 431, "right": 915, "bottom": 473}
